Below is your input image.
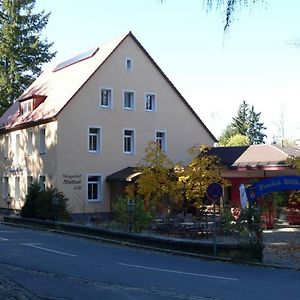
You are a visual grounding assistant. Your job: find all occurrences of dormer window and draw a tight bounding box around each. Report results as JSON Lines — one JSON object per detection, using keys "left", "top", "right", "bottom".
{"left": 21, "top": 99, "right": 33, "bottom": 115}
{"left": 19, "top": 95, "right": 47, "bottom": 115}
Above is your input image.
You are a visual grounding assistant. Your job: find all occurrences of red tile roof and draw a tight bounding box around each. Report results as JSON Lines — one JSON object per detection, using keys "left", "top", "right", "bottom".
{"left": 0, "top": 32, "right": 129, "bottom": 131}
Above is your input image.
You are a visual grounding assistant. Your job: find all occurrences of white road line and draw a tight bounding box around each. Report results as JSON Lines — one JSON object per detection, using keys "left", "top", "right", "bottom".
{"left": 0, "top": 238, "right": 9, "bottom": 241}
{"left": 117, "top": 263, "right": 239, "bottom": 281}
{"left": 21, "top": 243, "right": 77, "bottom": 257}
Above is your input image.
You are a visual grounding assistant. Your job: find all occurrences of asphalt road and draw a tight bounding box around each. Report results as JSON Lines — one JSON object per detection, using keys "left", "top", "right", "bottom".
{"left": 0, "top": 223, "right": 299, "bottom": 300}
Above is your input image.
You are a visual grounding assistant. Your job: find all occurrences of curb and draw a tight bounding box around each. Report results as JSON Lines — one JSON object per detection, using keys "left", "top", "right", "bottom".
{"left": 2, "top": 220, "right": 299, "bottom": 272}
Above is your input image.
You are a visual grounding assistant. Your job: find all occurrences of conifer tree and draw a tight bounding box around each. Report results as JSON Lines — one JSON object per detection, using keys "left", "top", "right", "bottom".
{"left": 0, "top": 0, "right": 55, "bottom": 115}
{"left": 248, "top": 105, "right": 267, "bottom": 144}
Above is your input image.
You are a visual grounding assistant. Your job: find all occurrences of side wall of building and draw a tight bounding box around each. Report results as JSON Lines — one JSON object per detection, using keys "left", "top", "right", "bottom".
{"left": 0, "top": 121, "right": 58, "bottom": 210}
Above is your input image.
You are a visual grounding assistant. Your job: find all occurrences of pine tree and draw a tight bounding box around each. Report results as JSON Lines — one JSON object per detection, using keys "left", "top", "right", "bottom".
{"left": 248, "top": 105, "right": 267, "bottom": 144}
{"left": 218, "top": 100, "right": 267, "bottom": 145}
{"left": 232, "top": 100, "right": 249, "bottom": 136}
{"left": 0, "top": 0, "right": 55, "bottom": 115}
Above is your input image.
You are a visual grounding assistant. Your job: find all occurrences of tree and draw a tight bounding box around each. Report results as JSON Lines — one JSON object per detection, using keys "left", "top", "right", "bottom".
{"left": 204, "top": 0, "right": 265, "bottom": 31}
{"left": 223, "top": 133, "right": 250, "bottom": 146}
{"left": 0, "top": 0, "right": 56, "bottom": 115}
{"left": 176, "top": 144, "right": 228, "bottom": 208}
{"left": 219, "top": 100, "right": 266, "bottom": 145}
{"left": 128, "top": 141, "right": 176, "bottom": 213}
{"left": 247, "top": 105, "right": 267, "bottom": 144}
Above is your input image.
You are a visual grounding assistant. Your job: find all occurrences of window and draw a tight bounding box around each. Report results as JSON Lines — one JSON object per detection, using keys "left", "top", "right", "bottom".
{"left": 15, "top": 134, "right": 20, "bottom": 163}
{"left": 88, "top": 127, "right": 101, "bottom": 153}
{"left": 156, "top": 131, "right": 167, "bottom": 153}
{"left": 126, "top": 58, "right": 133, "bottom": 71}
{"left": 123, "top": 129, "right": 135, "bottom": 154}
{"left": 39, "top": 128, "right": 46, "bottom": 154}
{"left": 27, "top": 130, "right": 33, "bottom": 155}
{"left": 87, "top": 175, "right": 102, "bottom": 202}
{"left": 145, "top": 93, "right": 156, "bottom": 112}
{"left": 39, "top": 175, "right": 46, "bottom": 190}
{"left": 100, "top": 88, "right": 112, "bottom": 108}
{"left": 27, "top": 176, "right": 33, "bottom": 193}
{"left": 21, "top": 100, "right": 33, "bottom": 115}
{"left": 123, "top": 91, "right": 134, "bottom": 110}
{"left": 4, "top": 136, "right": 9, "bottom": 159}
{"left": 3, "top": 177, "right": 9, "bottom": 199}
{"left": 15, "top": 177, "right": 20, "bottom": 201}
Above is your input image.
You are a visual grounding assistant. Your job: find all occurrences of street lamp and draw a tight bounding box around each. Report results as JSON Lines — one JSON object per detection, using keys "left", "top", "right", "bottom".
{"left": 127, "top": 199, "right": 135, "bottom": 233}
{"left": 5, "top": 194, "right": 12, "bottom": 216}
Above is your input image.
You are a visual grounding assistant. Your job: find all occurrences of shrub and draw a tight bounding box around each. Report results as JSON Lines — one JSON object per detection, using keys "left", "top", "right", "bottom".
{"left": 21, "top": 182, "right": 70, "bottom": 221}
{"left": 113, "top": 197, "right": 152, "bottom": 232}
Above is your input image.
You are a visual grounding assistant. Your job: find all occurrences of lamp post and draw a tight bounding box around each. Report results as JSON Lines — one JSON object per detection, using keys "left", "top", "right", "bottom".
{"left": 127, "top": 199, "right": 135, "bottom": 233}
{"left": 5, "top": 194, "right": 12, "bottom": 216}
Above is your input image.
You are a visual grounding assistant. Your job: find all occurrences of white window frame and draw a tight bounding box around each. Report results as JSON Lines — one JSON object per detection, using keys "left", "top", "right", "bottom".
{"left": 39, "top": 175, "right": 46, "bottom": 190}
{"left": 27, "top": 175, "right": 33, "bottom": 193}
{"left": 123, "top": 90, "right": 135, "bottom": 110}
{"left": 145, "top": 93, "right": 156, "bottom": 112}
{"left": 100, "top": 87, "right": 113, "bottom": 109}
{"left": 3, "top": 176, "right": 9, "bottom": 199}
{"left": 88, "top": 126, "right": 102, "bottom": 154}
{"left": 21, "top": 99, "right": 33, "bottom": 115}
{"left": 123, "top": 128, "right": 135, "bottom": 155}
{"left": 27, "top": 130, "right": 33, "bottom": 156}
{"left": 125, "top": 57, "right": 133, "bottom": 71}
{"left": 15, "top": 177, "right": 20, "bottom": 201}
{"left": 15, "top": 134, "right": 20, "bottom": 163}
{"left": 39, "top": 128, "right": 46, "bottom": 154}
{"left": 155, "top": 130, "right": 167, "bottom": 153}
{"left": 86, "top": 173, "right": 103, "bottom": 202}
{"left": 4, "top": 136, "right": 9, "bottom": 159}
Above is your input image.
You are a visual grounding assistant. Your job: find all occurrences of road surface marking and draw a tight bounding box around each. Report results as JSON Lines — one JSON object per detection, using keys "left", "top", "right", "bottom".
{"left": 118, "top": 262, "right": 239, "bottom": 281}
{"left": 0, "top": 231, "right": 17, "bottom": 233}
{"left": 21, "top": 243, "right": 77, "bottom": 257}
{"left": 0, "top": 238, "right": 9, "bottom": 241}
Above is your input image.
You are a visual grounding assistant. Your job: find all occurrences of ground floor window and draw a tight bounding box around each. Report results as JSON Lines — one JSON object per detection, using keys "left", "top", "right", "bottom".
{"left": 87, "top": 174, "right": 102, "bottom": 202}
{"left": 39, "top": 175, "right": 46, "bottom": 190}
{"left": 3, "top": 176, "right": 9, "bottom": 199}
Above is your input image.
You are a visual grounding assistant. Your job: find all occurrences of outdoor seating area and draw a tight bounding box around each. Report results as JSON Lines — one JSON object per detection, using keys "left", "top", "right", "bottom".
{"left": 150, "top": 210, "right": 219, "bottom": 239}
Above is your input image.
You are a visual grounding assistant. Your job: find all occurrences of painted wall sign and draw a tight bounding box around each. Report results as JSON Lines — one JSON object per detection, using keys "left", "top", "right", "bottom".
{"left": 248, "top": 176, "right": 300, "bottom": 198}
{"left": 62, "top": 174, "right": 82, "bottom": 190}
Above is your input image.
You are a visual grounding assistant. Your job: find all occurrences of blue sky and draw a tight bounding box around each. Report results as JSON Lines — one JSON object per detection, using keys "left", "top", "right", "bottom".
{"left": 35, "top": 0, "right": 300, "bottom": 142}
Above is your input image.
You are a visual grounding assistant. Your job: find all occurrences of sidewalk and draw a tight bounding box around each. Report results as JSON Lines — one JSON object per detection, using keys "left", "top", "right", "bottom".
{"left": 262, "top": 222, "right": 300, "bottom": 269}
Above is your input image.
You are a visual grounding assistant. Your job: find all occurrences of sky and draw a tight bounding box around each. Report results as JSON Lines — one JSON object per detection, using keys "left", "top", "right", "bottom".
{"left": 35, "top": 0, "right": 300, "bottom": 142}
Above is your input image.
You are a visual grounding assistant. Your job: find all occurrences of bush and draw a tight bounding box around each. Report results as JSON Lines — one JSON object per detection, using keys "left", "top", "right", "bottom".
{"left": 113, "top": 197, "right": 152, "bottom": 232}
{"left": 21, "top": 182, "right": 70, "bottom": 221}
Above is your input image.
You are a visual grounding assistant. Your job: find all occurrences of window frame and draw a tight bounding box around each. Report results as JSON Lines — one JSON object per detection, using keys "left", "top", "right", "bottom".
{"left": 123, "top": 90, "right": 135, "bottom": 110}
{"left": 15, "top": 134, "right": 20, "bottom": 163}
{"left": 125, "top": 57, "right": 133, "bottom": 71}
{"left": 3, "top": 176, "right": 9, "bottom": 199}
{"left": 27, "top": 130, "right": 33, "bottom": 156}
{"left": 39, "top": 127, "right": 46, "bottom": 154}
{"left": 88, "top": 126, "right": 102, "bottom": 154}
{"left": 145, "top": 93, "right": 156, "bottom": 112}
{"left": 39, "top": 175, "right": 46, "bottom": 190}
{"left": 123, "top": 128, "right": 135, "bottom": 155}
{"left": 27, "top": 175, "right": 33, "bottom": 193}
{"left": 155, "top": 130, "right": 167, "bottom": 153}
{"left": 15, "top": 177, "right": 20, "bottom": 201}
{"left": 86, "top": 173, "right": 103, "bottom": 202}
{"left": 4, "top": 136, "right": 9, "bottom": 159}
{"left": 100, "top": 87, "right": 113, "bottom": 109}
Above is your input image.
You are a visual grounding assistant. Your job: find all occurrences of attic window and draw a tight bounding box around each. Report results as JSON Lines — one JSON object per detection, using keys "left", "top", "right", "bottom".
{"left": 126, "top": 58, "right": 133, "bottom": 71}
{"left": 21, "top": 99, "right": 33, "bottom": 115}
{"left": 53, "top": 47, "right": 99, "bottom": 72}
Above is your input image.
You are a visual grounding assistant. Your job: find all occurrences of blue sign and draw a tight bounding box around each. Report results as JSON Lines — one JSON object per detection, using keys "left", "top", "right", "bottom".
{"left": 207, "top": 182, "right": 223, "bottom": 200}
{"left": 247, "top": 176, "right": 300, "bottom": 199}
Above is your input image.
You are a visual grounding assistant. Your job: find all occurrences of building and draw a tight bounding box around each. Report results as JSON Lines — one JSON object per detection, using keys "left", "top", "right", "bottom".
{"left": 0, "top": 32, "right": 216, "bottom": 219}
{"left": 209, "top": 144, "right": 300, "bottom": 225}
